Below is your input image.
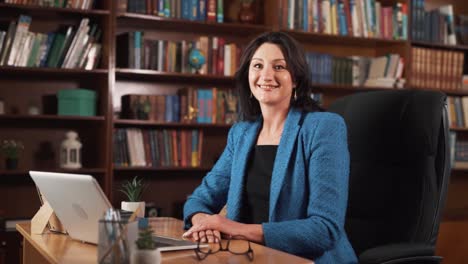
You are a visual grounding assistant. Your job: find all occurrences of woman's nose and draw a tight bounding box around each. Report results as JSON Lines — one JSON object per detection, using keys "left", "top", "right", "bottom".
{"left": 260, "top": 67, "right": 274, "bottom": 80}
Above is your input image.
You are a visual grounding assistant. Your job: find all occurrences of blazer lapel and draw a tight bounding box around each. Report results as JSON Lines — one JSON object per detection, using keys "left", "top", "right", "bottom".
{"left": 229, "top": 120, "right": 261, "bottom": 220}
{"left": 269, "top": 109, "right": 302, "bottom": 220}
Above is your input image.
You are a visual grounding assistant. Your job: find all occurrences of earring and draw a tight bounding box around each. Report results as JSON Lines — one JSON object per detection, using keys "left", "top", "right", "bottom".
{"left": 294, "top": 89, "right": 297, "bottom": 101}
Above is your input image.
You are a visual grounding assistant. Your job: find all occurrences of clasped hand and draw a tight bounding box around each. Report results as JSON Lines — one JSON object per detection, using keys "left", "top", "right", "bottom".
{"left": 182, "top": 213, "right": 243, "bottom": 243}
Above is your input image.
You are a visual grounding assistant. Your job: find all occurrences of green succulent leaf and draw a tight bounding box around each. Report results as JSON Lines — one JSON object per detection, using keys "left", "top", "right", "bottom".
{"left": 135, "top": 227, "right": 156, "bottom": 250}
{"left": 119, "top": 176, "right": 146, "bottom": 202}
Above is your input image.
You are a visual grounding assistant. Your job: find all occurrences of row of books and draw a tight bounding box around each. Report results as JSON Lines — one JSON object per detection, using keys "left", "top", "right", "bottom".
{"left": 0, "top": 15, "right": 102, "bottom": 69}
{"left": 116, "top": 32, "right": 240, "bottom": 76}
{"left": 117, "top": 0, "right": 224, "bottom": 23}
{"left": 447, "top": 96, "right": 468, "bottom": 129}
{"left": 457, "top": 15, "right": 468, "bottom": 45}
{"left": 411, "top": 0, "right": 457, "bottom": 45}
{"left": 120, "top": 88, "right": 239, "bottom": 124}
{"left": 279, "top": 0, "right": 408, "bottom": 40}
{"left": 2, "top": 0, "right": 96, "bottom": 9}
{"left": 449, "top": 132, "right": 468, "bottom": 169}
{"left": 113, "top": 128, "right": 203, "bottom": 168}
{"left": 410, "top": 47, "right": 465, "bottom": 91}
{"left": 306, "top": 52, "right": 404, "bottom": 88}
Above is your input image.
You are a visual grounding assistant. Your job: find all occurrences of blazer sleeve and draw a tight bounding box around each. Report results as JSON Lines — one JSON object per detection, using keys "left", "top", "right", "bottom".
{"left": 262, "top": 114, "right": 350, "bottom": 256}
{"left": 183, "top": 123, "right": 238, "bottom": 229}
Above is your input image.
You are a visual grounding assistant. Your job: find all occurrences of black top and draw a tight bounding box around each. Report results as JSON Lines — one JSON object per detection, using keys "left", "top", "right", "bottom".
{"left": 240, "top": 145, "right": 278, "bottom": 224}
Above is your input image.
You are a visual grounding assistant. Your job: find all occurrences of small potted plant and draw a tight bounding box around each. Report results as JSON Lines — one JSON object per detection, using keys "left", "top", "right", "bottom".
{"left": 120, "top": 176, "right": 147, "bottom": 218}
{"left": 0, "top": 139, "right": 24, "bottom": 170}
{"left": 130, "top": 226, "right": 160, "bottom": 264}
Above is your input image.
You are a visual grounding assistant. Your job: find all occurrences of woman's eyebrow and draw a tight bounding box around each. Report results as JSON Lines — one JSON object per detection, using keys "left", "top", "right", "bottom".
{"left": 251, "top": 58, "right": 286, "bottom": 62}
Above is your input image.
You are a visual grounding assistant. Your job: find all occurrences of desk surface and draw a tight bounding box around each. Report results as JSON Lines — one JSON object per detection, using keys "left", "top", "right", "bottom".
{"left": 17, "top": 217, "right": 313, "bottom": 264}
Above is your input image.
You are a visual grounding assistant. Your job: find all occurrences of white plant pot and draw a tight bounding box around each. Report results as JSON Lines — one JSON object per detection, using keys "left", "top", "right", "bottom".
{"left": 130, "top": 249, "right": 161, "bottom": 264}
{"left": 121, "top": 201, "right": 145, "bottom": 218}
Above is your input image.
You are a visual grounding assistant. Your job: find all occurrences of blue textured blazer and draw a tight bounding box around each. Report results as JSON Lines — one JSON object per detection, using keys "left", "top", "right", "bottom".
{"left": 184, "top": 108, "right": 358, "bottom": 264}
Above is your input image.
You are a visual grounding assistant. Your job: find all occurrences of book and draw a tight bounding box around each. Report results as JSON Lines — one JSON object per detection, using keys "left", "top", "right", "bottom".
{"left": 63, "top": 18, "right": 90, "bottom": 68}
{"left": 15, "top": 31, "right": 35, "bottom": 67}
{"left": 116, "top": 32, "right": 135, "bottom": 68}
{"left": 83, "top": 43, "right": 101, "bottom": 70}
{"left": 7, "top": 15, "right": 32, "bottom": 66}
{"left": 0, "top": 31, "right": 6, "bottom": 57}
{"left": 46, "top": 26, "right": 73, "bottom": 68}
{"left": 0, "top": 21, "right": 17, "bottom": 66}
{"left": 367, "top": 55, "right": 388, "bottom": 79}
{"left": 438, "top": 5, "right": 457, "bottom": 45}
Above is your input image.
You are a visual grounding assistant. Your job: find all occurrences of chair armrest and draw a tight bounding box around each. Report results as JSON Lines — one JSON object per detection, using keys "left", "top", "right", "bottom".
{"left": 359, "top": 243, "right": 442, "bottom": 264}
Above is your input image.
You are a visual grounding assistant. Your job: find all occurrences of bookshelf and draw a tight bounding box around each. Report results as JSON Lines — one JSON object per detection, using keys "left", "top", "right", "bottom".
{"left": 269, "top": 0, "right": 468, "bottom": 262}
{"left": 110, "top": 1, "right": 265, "bottom": 217}
{"left": 0, "top": 1, "right": 112, "bottom": 261}
{"left": 1, "top": 0, "right": 468, "bottom": 262}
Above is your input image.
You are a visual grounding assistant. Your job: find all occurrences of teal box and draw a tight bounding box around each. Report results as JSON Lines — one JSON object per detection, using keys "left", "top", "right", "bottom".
{"left": 57, "top": 89, "right": 97, "bottom": 116}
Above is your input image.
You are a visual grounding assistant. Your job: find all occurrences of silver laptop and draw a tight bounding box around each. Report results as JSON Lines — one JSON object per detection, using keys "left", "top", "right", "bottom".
{"left": 30, "top": 171, "right": 112, "bottom": 244}
{"left": 29, "top": 171, "right": 202, "bottom": 251}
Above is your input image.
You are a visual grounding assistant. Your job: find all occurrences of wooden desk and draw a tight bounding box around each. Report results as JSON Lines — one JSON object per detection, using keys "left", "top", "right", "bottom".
{"left": 17, "top": 217, "right": 313, "bottom": 264}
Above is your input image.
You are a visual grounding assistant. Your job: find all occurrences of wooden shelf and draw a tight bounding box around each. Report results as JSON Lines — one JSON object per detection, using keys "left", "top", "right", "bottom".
{"left": 114, "top": 119, "right": 232, "bottom": 128}
{"left": 115, "top": 68, "right": 235, "bottom": 85}
{"left": 451, "top": 167, "right": 468, "bottom": 172}
{"left": 0, "top": 114, "right": 105, "bottom": 128}
{"left": 411, "top": 41, "right": 468, "bottom": 51}
{"left": 116, "top": 12, "right": 269, "bottom": 36}
{"left": 0, "top": 114, "right": 105, "bottom": 121}
{"left": 113, "top": 166, "right": 211, "bottom": 172}
{"left": 0, "top": 168, "right": 106, "bottom": 177}
{"left": 450, "top": 127, "right": 468, "bottom": 132}
{"left": 282, "top": 29, "right": 407, "bottom": 48}
{"left": 0, "top": 3, "right": 110, "bottom": 16}
{"left": 0, "top": 66, "right": 108, "bottom": 79}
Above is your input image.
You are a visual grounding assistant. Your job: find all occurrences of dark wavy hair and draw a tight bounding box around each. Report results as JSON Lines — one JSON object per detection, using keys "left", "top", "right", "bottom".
{"left": 234, "top": 31, "right": 322, "bottom": 121}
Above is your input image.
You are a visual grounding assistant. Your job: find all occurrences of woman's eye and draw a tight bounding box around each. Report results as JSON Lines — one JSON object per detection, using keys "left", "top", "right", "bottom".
{"left": 274, "top": 65, "right": 286, "bottom": 70}
{"left": 252, "top": 63, "right": 262, "bottom": 69}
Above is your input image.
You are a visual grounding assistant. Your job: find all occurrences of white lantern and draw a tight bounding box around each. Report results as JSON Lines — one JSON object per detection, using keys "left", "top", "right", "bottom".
{"left": 60, "top": 131, "right": 82, "bottom": 169}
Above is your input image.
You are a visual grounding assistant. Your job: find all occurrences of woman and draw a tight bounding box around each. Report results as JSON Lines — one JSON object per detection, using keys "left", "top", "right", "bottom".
{"left": 182, "top": 31, "right": 357, "bottom": 263}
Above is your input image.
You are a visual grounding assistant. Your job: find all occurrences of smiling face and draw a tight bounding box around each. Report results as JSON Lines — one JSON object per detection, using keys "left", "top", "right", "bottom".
{"left": 248, "top": 43, "right": 295, "bottom": 109}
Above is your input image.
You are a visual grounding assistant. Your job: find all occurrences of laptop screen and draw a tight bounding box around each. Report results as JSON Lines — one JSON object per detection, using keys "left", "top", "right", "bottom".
{"left": 29, "top": 171, "right": 112, "bottom": 244}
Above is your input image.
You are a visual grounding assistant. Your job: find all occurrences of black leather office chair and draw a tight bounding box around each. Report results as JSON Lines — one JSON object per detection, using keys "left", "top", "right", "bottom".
{"left": 328, "top": 90, "right": 450, "bottom": 264}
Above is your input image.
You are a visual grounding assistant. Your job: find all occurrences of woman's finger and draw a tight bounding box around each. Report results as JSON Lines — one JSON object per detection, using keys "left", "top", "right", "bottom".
{"left": 192, "top": 230, "right": 199, "bottom": 241}
{"left": 213, "top": 230, "right": 221, "bottom": 243}
{"left": 182, "top": 223, "right": 204, "bottom": 239}
{"left": 198, "top": 230, "right": 207, "bottom": 243}
{"left": 205, "top": 229, "right": 215, "bottom": 243}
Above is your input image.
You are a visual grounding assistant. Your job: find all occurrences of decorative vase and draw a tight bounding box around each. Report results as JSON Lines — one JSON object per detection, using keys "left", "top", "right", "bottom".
{"left": 121, "top": 201, "right": 146, "bottom": 218}
{"left": 5, "top": 158, "right": 18, "bottom": 170}
{"left": 238, "top": 2, "right": 255, "bottom": 24}
{"left": 130, "top": 249, "right": 161, "bottom": 264}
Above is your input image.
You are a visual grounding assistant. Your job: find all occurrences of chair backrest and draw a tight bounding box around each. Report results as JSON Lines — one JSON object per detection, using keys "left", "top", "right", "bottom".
{"left": 328, "top": 90, "right": 450, "bottom": 256}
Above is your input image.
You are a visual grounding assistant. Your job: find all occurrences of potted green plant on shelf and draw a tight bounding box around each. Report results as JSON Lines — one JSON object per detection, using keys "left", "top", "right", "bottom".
{"left": 130, "top": 226, "right": 160, "bottom": 264}
{"left": 120, "top": 176, "right": 147, "bottom": 218}
{"left": 0, "top": 139, "right": 24, "bottom": 170}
